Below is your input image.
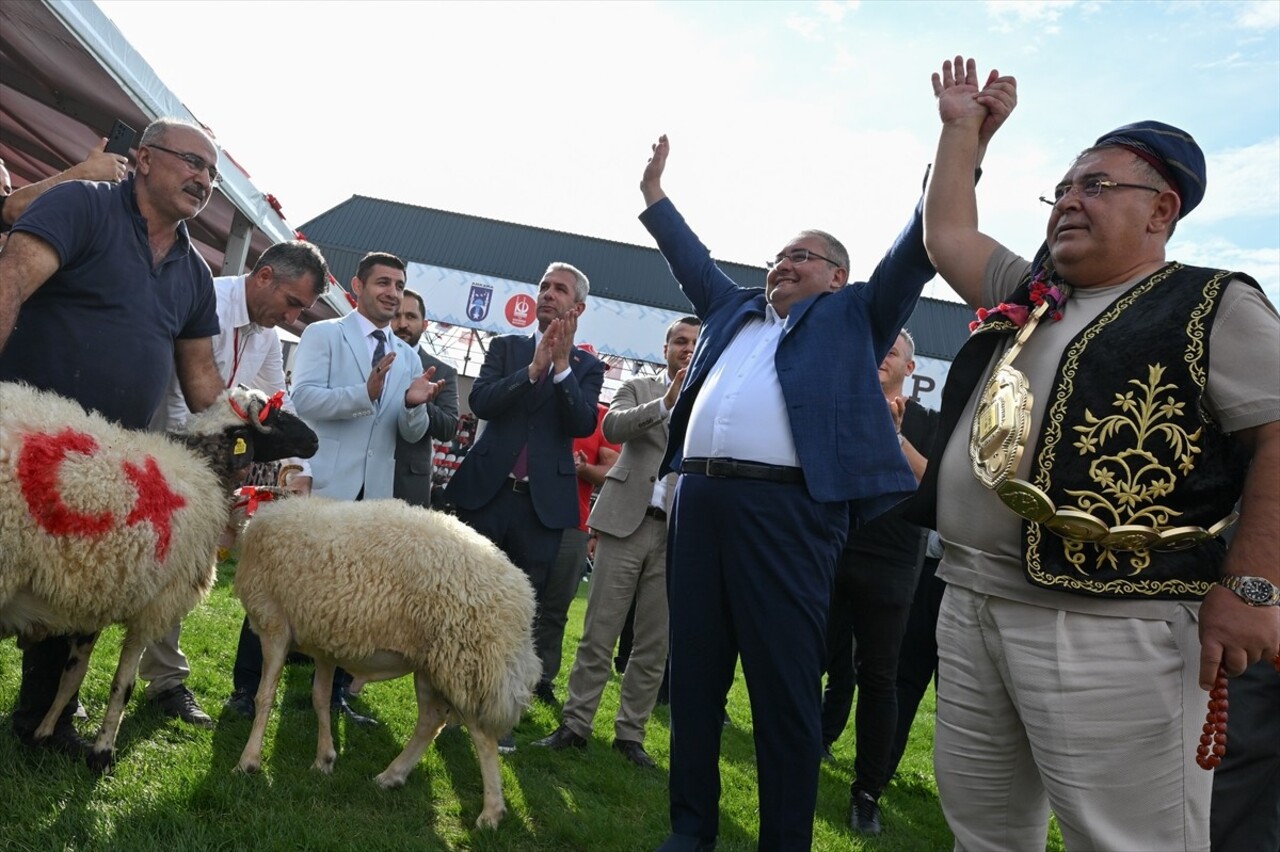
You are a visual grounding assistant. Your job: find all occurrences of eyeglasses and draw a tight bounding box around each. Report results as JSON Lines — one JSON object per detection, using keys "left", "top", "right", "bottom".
{"left": 1039, "top": 179, "right": 1160, "bottom": 207}
{"left": 765, "top": 248, "right": 842, "bottom": 270}
{"left": 146, "top": 144, "right": 222, "bottom": 184}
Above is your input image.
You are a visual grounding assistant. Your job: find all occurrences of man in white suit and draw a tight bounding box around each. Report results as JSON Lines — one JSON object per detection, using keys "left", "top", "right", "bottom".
{"left": 289, "top": 251, "right": 444, "bottom": 499}
{"left": 536, "top": 316, "right": 700, "bottom": 768}
{"left": 226, "top": 251, "right": 442, "bottom": 723}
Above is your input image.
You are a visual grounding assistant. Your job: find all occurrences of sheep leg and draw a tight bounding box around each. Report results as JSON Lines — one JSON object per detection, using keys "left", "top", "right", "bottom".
{"left": 32, "top": 632, "right": 98, "bottom": 740}
{"left": 468, "top": 723, "right": 508, "bottom": 829}
{"left": 235, "top": 626, "right": 289, "bottom": 775}
{"left": 374, "top": 672, "right": 446, "bottom": 790}
{"left": 311, "top": 659, "right": 338, "bottom": 774}
{"left": 87, "top": 630, "right": 148, "bottom": 774}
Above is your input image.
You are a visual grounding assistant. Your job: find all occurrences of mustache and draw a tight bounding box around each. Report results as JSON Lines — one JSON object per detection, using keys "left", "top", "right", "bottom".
{"left": 183, "top": 182, "right": 209, "bottom": 201}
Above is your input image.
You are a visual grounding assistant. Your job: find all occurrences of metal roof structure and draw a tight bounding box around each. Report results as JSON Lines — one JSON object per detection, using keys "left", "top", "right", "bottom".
{"left": 0, "top": 0, "right": 349, "bottom": 332}
{"left": 301, "top": 195, "right": 975, "bottom": 361}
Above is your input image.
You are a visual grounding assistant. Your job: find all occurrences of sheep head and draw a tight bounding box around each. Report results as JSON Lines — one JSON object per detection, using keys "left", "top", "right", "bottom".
{"left": 176, "top": 388, "right": 318, "bottom": 493}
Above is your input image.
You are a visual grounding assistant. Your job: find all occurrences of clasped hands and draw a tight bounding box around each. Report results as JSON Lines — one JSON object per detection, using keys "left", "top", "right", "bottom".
{"left": 529, "top": 311, "right": 579, "bottom": 383}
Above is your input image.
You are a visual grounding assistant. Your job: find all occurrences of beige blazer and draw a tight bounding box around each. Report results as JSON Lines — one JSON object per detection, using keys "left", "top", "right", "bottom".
{"left": 587, "top": 375, "right": 677, "bottom": 538}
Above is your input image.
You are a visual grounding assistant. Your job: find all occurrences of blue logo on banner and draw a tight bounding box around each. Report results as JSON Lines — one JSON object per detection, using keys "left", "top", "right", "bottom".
{"left": 467, "top": 283, "right": 494, "bottom": 323}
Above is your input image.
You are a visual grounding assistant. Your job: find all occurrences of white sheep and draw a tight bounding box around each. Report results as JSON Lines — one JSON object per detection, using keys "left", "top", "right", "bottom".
{"left": 0, "top": 381, "right": 317, "bottom": 771}
{"left": 232, "top": 496, "right": 540, "bottom": 829}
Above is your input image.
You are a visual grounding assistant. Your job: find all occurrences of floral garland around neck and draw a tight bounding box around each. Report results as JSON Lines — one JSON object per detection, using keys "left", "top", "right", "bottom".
{"left": 969, "top": 269, "right": 1071, "bottom": 332}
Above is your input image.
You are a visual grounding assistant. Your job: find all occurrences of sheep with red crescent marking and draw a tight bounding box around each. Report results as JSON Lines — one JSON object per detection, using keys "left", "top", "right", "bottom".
{"left": 0, "top": 381, "right": 317, "bottom": 772}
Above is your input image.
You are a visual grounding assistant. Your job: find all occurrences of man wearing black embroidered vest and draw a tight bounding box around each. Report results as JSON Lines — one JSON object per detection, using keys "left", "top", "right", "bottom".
{"left": 917, "top": 56, "right": 1279, "bottom": 851}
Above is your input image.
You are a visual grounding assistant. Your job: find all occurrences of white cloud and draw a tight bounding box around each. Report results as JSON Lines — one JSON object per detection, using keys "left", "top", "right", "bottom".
{"left": 1196, "top": 137, "right": 1280, "bottom": 223}
{"left": 786, "top": 13, "right": 822, "bottom": 40}
{"left": 1176, "top": 238, "right": 1280, "bottom": 307}
{"left": 985, "top": 0, "right": 1079, "bottom": 31}
{"left": 817, "top": 0, "right": 860, "bottom": 24}
{"left": 1235, "top": 0, "right": 1280, "bottom": 30}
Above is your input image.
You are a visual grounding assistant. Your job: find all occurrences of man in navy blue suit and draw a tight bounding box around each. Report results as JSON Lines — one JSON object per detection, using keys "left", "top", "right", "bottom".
{"left": 445, "top": 262, "right": 605, "bottom": 750}
{"left": 639, "top": 134, "right": 948, "bottom": 852}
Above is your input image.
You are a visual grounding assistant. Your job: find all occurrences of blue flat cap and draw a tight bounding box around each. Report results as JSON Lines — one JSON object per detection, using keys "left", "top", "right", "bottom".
{"left": 1094, "top": 120, "right": 1206, "bottom": 218}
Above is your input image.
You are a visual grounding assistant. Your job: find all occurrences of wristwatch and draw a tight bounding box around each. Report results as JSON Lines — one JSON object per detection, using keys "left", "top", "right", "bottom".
{"left": 1216, "top": 575, "right": 1280, "bottom": 607}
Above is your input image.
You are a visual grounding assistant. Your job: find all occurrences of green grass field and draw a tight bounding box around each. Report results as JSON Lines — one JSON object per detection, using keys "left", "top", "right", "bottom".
{"left": 0, "top": 561, "right": 1061, "bottom": 851}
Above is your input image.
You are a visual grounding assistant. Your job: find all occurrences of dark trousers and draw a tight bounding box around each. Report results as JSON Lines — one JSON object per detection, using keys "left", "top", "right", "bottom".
{"left": 886, "top": 556, "right": 943, "bottom": 781}
{"left": 12, "top": 635, "right": 80, "bottom": 738}
{"left": 231, "top": 618, "right": 350, "bottom": 697}
{"left": 540, "top": 527, "right": 589, "bottom": 686}
{"left": 819, "top": 553, "right": 915, "bottom": 799}
{"left": 456, "top": 487, "right": 564, "bottom": 681}
{"left": 1211, "top": 656, "right": 1280, "bottom": 852}
{"left": 666, "top": 474, "right": 847, "bottom": 851}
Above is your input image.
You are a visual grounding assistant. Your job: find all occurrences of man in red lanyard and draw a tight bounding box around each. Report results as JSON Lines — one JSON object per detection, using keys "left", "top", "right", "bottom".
{"left": 139, "top": 240, "right": 329, "bottom": 726}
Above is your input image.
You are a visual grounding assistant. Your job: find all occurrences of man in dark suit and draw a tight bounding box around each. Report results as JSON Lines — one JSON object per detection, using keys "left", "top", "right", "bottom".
{"left": 639, "top": 135, "right": 940, "bottom": 852}
{"left": 444, "top": 261, "right": 606, "bottom": 751}
{"left": 391, "top": 288, "right": 459, "bottom": 506}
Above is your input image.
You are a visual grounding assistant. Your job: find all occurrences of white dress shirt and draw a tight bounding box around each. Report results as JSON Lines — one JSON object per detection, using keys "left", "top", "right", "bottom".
{"left": 683, "top": 305, "right": 799, "bottom": 467}
{"left": 160, "top": 273, "right": 307, "bottom": 472}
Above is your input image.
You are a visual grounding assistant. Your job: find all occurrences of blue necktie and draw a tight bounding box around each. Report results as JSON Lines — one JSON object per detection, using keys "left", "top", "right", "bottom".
{"left": 371, "top": 329, "right": 386, "bottom": 368}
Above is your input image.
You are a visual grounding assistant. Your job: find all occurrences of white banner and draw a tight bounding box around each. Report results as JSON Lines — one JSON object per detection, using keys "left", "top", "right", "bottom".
{"left": 406, "top": 262, "right": 691, "bottom": 365}
{"left": 406, "top": 261, "right": 955, "bottom": 408}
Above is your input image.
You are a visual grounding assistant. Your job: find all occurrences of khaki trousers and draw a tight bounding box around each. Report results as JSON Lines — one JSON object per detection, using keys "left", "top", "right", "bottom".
{"left": 934, "top": 585, "right": 1209, "bottom": 852}
{"left": 562, "top": 515, "right": 669, "bottom": 742}
{"left": 137, "top": 621, "right": 190, "bottom": 698}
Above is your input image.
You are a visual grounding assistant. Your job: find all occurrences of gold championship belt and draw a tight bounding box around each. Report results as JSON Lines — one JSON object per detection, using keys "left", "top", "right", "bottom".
{"left": 969, "top": 301, "right": 1236, "bottom": 552}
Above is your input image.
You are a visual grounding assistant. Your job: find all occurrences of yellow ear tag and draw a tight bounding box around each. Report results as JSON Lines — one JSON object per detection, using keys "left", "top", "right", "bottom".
{"left": 234, "top": 437, "right": 248, "bottom": 455}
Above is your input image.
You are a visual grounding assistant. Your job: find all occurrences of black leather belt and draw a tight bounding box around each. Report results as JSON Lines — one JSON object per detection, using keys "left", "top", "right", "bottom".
{"left": 681, "top": 457, "right": 805, "bottom": 484}
{"left": 508, "top": 478, "right": 531, "bottom": 494}
{"left": 644, "top": 505, "right": 667, "bottom": 522}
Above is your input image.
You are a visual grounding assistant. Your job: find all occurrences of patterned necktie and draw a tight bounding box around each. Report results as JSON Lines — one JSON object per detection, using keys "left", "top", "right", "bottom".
{"left": 371, "top": 329, "right": 386, "bottom": 368}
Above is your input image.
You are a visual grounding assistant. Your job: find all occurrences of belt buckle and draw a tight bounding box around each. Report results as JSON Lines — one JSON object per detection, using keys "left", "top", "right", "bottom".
{"left": 704, "top": 458, "right": 732, "bottom": 478}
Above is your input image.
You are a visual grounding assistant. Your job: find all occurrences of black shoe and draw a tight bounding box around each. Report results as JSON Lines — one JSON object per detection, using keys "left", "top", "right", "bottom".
{"left": 224, "top": 689, "right": 256, "bottom": 719}
{"left": 532, "top": 724, "right": 587, "bottom": 750}
{"left": 821, "top": 743, "right": 835, "bottom": 763}
{"left": 331, "top": 692, "right": 377, "bottom": 728}
{"left": 151, "top": 685, "right": 214, "bottom": 728}
{"left": 497, "top": 733, "right": 517, "bottom": 755}
{"left": 533, "top": 681, "right": 557, "bottom": 704}
{"left": 19, "top": 718, "right": 92, "bottom": 759}
{"left": 849, "top": 788, "right": 882, "bottom": 836}
{"left": 612, "top": 738, "right": 656, "bottom": 768}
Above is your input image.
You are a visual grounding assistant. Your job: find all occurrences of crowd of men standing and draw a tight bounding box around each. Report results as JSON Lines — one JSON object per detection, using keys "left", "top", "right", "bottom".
{"left": 0, "top": 48, "right": 1276, "bottom": 852}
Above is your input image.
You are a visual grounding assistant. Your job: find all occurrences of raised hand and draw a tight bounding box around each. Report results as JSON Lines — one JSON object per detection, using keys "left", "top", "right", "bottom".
{"left": 664, "top": 365, "right": 688, "bottom": 410}
{"left": 529, "top": 324, "right": 556, "bottom": 382}
{"left": 406, "top": 365, "right": 446, "bottom": 406}
{"left": 368, "top": 352, "right": 396, "bottom": 401}
{"left": 888, "top": 395, "right": 907, "bottom": 434}
{"left": 75, "top": 138, "right": 130, "bottom": 183}
{"left": 932, "top": 55, "right": 989, "bottom": 131}
{"left": 976, "top": 72, "right": 1017, "bottom": 151}
{"left": 550, "top": 312, "right": 578, "bottom": 372}
{"left": 641, "top": 134, "right": 669, "bottom": 207}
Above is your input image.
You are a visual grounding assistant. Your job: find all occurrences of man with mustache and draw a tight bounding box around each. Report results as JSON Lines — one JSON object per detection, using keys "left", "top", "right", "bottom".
{"left": 0, "top": 117, "right": 226, "bottom": 758}
{"left": 920, "top": 56, "right": 1278, "bottom": 850}
{"left": 445, "top": 262, "right": 606, "bottom": 752}
{"left": 635, "top": 112, "right": 1012, "bottom": 847}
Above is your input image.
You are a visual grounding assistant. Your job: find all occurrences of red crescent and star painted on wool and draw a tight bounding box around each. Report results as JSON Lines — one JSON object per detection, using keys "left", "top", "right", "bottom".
{"left": 16, "top": 428, "right": 187, "bottom": 561}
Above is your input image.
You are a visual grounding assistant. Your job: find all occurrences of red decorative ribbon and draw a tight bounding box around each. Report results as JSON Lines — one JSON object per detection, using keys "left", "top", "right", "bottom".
{"left": 232, "top": 486, "right": 279, "bottom": 520}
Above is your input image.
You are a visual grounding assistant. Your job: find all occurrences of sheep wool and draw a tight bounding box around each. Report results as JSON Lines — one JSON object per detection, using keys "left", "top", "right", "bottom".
{"left": 0, "top": 382, "right": 226, "bottom": 641}
{"left": 233, "top": 496, "right": 541, "bottom": 828}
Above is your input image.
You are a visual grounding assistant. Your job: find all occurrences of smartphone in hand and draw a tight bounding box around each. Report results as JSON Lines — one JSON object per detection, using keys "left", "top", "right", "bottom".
{"left": 104, "top": 120, "right": 136, "bottom": 157}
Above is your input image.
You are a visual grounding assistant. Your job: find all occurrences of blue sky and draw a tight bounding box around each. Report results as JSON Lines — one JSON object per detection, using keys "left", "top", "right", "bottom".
{"left": 97, "top": 0, "right": 1279, "bottom": 306}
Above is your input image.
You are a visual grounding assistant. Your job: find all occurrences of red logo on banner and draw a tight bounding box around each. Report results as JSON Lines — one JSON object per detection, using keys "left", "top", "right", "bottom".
{"left": 505, "top": 294, "right": 536, "bottom": 328}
